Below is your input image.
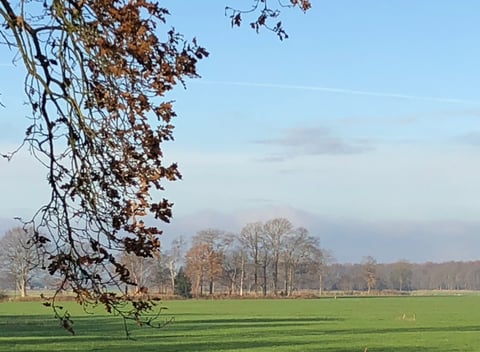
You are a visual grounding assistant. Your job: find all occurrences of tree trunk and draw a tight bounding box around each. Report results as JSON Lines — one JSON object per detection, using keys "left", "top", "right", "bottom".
{"left": 262, "top": 263, "right": 267, "bottom": 296}
{"left": 18, "top": 279, "right": 27, "bottom": 297}
{"left": 254, "top": 260, "right": 258, "bottom": 296}
{"left": 169, "top": 261, "right": 175, "bottom": 294}
{"left": 198, "top": 275, "right": 203, "bottom": 296}
{"left": 240, "top": 255, "right": 245, "bottom": 297}
{"left": 318, "top": 272, "right": 323, "bottom": 296}
{"left": 288, "top": 266, "right": 294, "bottom": 296}
{"left": 229, "top": 269, "right": 237, "bottom": 296}
{"left": 273, "top": 257, "right": 279, "bottom": 295}
{"left": 209, "top": 279, "right": 214, "bottom": 295}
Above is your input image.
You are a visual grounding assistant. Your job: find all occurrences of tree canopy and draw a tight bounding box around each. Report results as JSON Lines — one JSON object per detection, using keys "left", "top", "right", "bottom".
{"left": 0, "top": 227, "right": 39, "bottom": 297}
{"left": 0, "top": 0, "right": 310, "bottom": 333}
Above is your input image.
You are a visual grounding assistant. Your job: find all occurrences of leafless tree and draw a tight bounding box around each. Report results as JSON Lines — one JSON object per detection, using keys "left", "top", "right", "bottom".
{"left": 390, "top": 260, "right": 413, "bottom": 291}
{"left": 118, "top": 252, "right": 155, "bottom": 295}
{"left": 239, "top": 222, "right": 263, "bottom": 295}
{"left": 164, "top": 236, "right": 186, "bottom": 294}
{"left": 264, "top": 218, "right": 293, "bottom": 295}
{"left": 0, "top": 227, "right": 40, "bottom": 297}
{"left": 185, "top": 243, "right": 208, "bottom": 296}
{"left": 282, "top": 227, "right": 319, "bottom": 296}
{"left": 313, "top": 249, "right": 334, "bottom": 295}
{"left": 197, "top": 229, "right": 233, "bottom": 295}
{"left": 362, "top": 256, "right": 377, "bottom": 294}
{"left": 222, "top": 243, "right": 246, "bottom": 296}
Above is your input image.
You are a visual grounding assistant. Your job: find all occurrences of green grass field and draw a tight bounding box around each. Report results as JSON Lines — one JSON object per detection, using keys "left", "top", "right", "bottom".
{"left": 1, "top": 296, "right": 479, "bottom": 351}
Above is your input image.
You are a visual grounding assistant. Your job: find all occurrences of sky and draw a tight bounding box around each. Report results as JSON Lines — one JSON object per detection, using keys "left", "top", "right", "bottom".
{"left": 1, "top": 1, "right": 480, "bottom": 263}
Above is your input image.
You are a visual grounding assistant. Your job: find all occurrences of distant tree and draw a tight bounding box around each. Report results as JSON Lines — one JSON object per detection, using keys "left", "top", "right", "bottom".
{"left": 0, "top": 227, "right": 39, "bottom": 297}
{"left": 185, "top": 243, "right": 208, "bottom": 296}
{"left": 222, "top": 241, "right": 246, "bottom": 296}
{"left": 164, "top": 236, "right": 186, "bottom": 294}
{"left": 174, "top": 268, "right": 192, "bottom": 298}
{"left": 191, "top": 229, "right": 232, "bottom": 295}
{"left": 205, "top": 248, "right": 224, "bottom": 296}
{"left": 264, "top": 218, "right": 293, "bottom": 295}
{"left": 305, "top": 244, "right": 328, "bottom": 295}
{"left": 149, "top": 255, "right": 171, "bottom": 294}
{"left": 281, "top": 227, "right": 319, "bottom": 296}
{"left": 118, "top": 252, "right": 155, "bottom": 295}
{"left": 390, "top": 261, "right": 413, "bottom": 291}
{"left": 239, "top": 222, "right": 264, "bottom": 295}
{"left": 362, "top": 256, "right": 377, "bottom": 294}
{"left": 338, "top": 273, "right": 353, "bottom": 292}
{"left": 259, "top": 229, "right": 271, "bottom": 296}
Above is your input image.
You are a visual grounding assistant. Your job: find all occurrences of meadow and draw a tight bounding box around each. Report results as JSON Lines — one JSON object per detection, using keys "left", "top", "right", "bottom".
{"left": 1, "top": 296, "right": 479, "bottom": 351}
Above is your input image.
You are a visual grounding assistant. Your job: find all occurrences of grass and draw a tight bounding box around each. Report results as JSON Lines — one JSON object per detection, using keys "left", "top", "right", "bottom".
{"left": 1, "top": 296, "right": 479, "bottom": 351}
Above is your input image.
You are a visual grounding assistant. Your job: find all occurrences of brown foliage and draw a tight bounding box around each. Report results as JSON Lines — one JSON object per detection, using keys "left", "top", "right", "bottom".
{"left": 0, "top": 0, "right": 207, "bottom": 333}
{"left": 185, "top": 242, "right": 223, "bottom": 296}
{"left": 0, "top": 0, "right": 310, "bottom": 335}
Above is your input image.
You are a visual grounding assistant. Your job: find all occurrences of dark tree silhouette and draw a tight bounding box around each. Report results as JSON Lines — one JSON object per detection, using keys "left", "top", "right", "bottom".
{"left": 226, "top": 0, "right": 311, "bottom": 40}
{"left": 174, "top": 268, "right": 192, "bottom": 298}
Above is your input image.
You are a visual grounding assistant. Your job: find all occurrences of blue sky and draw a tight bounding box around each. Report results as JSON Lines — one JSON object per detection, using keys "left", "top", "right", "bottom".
{"left": 1, "top": 1, "right": 480, "bottom": 262}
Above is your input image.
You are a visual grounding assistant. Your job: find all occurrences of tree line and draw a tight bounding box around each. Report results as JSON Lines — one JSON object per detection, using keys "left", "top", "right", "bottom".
{"left": 326, "top": 259, "right": 480, "bottom": 293}
{"left": 2, "top": 220, "right": 480, "bottom": 298}
{"left": 88, "top": 217, "right": 324, "bottom": 298}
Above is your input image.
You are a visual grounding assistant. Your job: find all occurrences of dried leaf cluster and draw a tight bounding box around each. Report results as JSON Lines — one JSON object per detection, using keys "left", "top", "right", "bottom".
{"left": 0, "top": 0, "right": 207, "bottom": 333}
{"left": 226, "top": 0, "right": 311, "bottom": 40}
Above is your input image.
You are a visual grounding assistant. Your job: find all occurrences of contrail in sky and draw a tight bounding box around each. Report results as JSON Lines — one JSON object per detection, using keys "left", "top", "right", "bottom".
{"left": 199, "top": 80, "right": 480, "bottom": 105}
